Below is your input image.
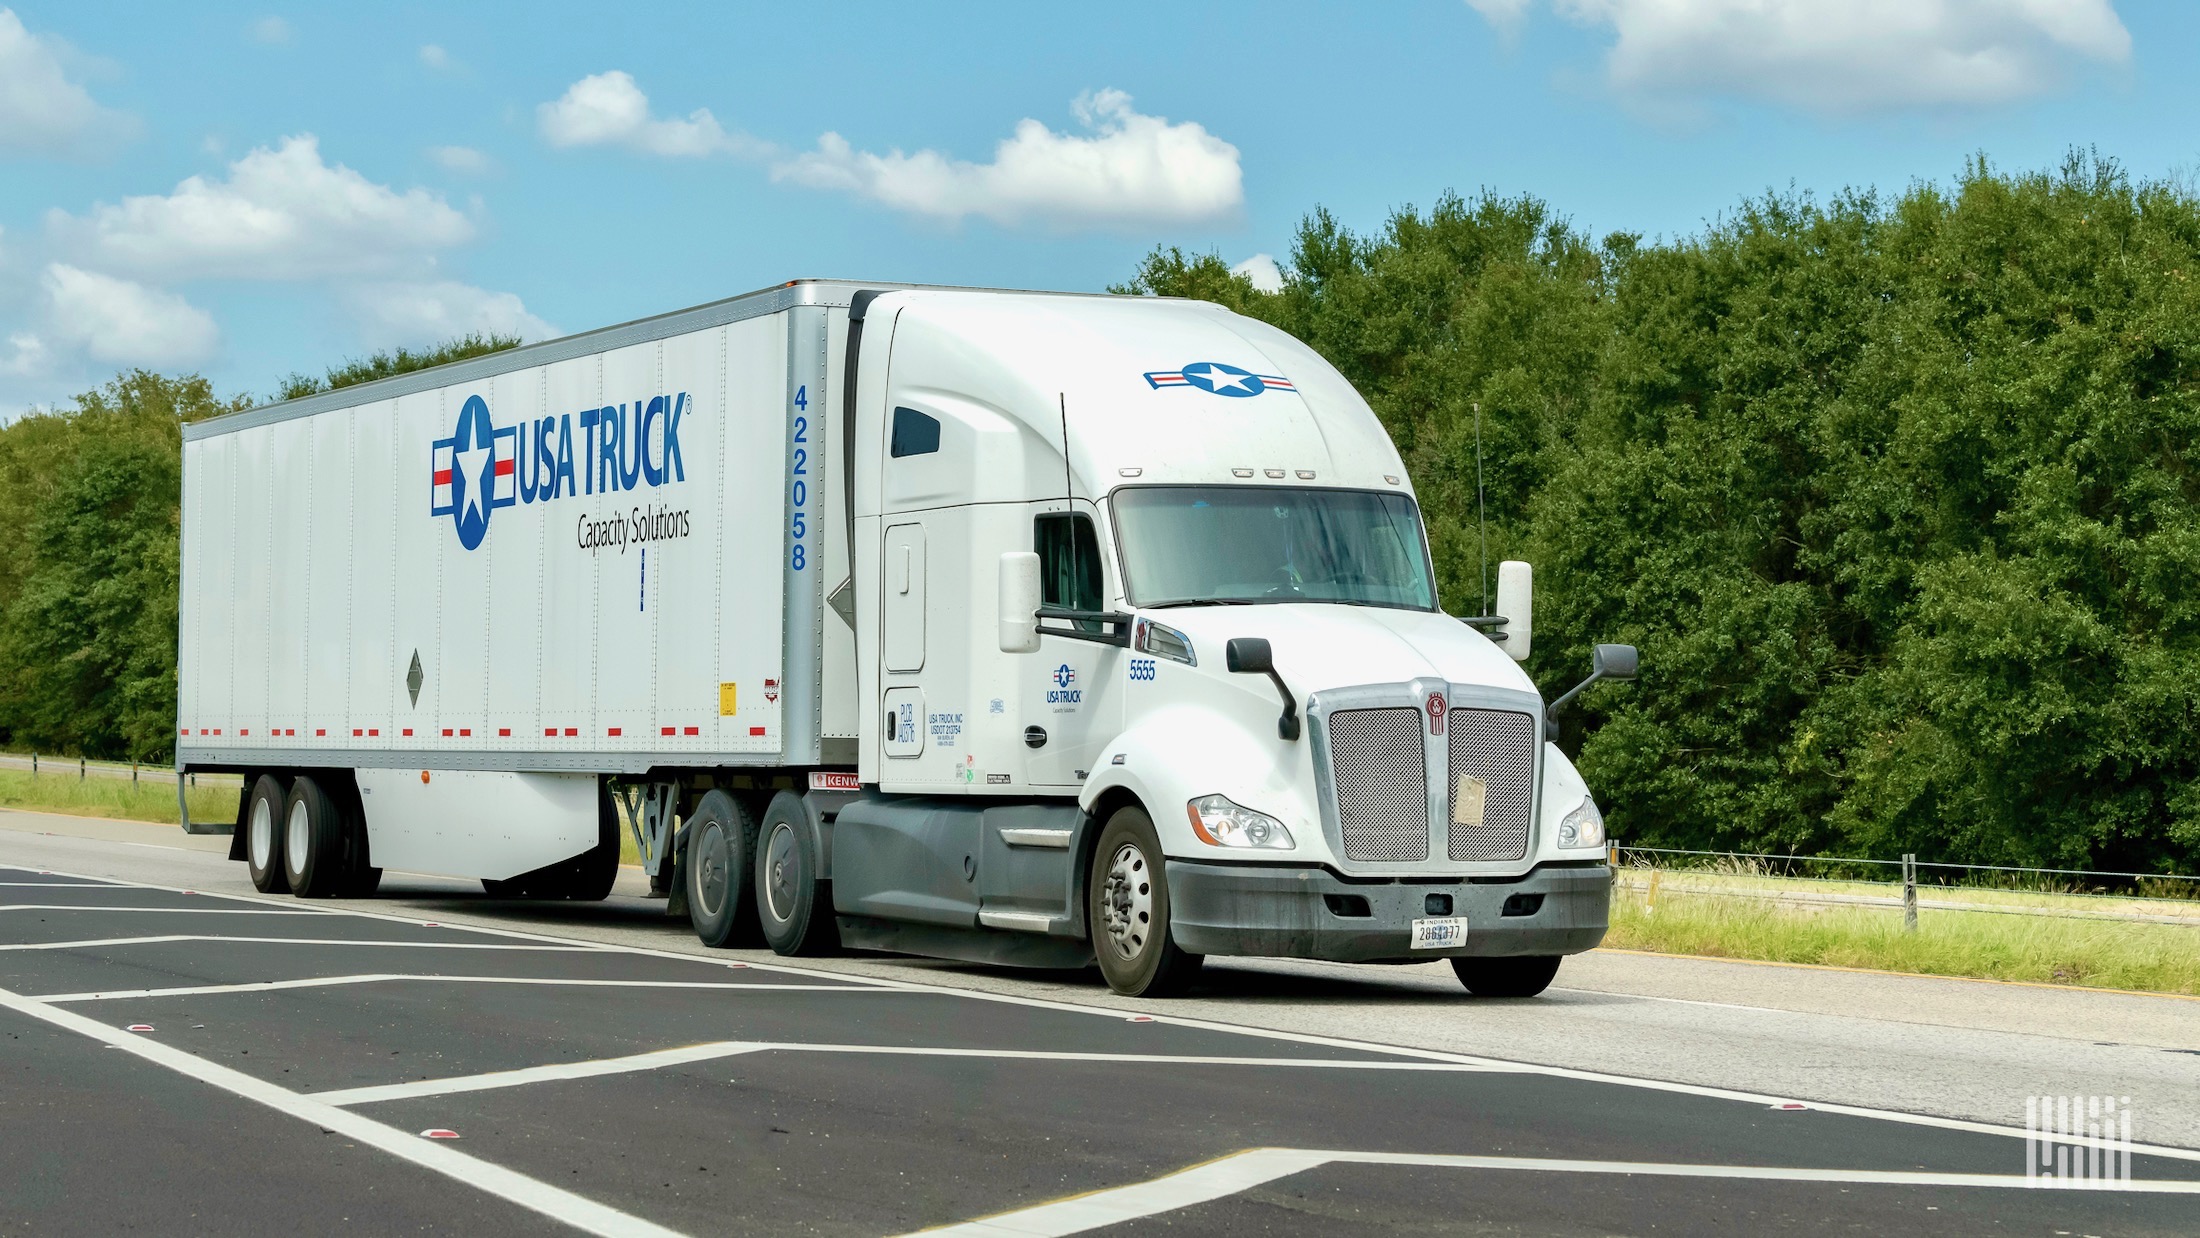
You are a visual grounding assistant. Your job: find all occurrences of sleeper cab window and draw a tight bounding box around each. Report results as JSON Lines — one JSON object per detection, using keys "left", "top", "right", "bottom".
{"left": 890, "top": 407, "right": 940, "bottom": 458}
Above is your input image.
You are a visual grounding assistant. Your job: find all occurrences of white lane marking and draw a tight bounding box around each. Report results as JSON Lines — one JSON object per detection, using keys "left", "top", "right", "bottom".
{"left": 0, "top": 935, "right": 611, "bottom": 954}
{"left": 37, "top": 975, "right": 899, "bottom": 1003}
{"left": 0, "top": 904, "right": 331, "bottom": 914}
{"left": 914, "top": 1146, "right": 2200, "bottom": 1236}
{"left": 13, "top": 858, "right": 2198, "bottom": 1164}
{"left": 0, "top": 985, "right": 685, "bottom": 1238}
{"left": 315, "top": 1042, "right": 772, "bottom": 1106}
{"left": 0, "top": 881, "right": 122, "bottom": 887}
{"left": 317, "top": 1040, "right": 1515, "bottom": 1107}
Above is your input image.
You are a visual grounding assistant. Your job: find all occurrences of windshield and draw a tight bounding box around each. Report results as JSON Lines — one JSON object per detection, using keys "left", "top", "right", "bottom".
{"left": 1112, "top": 486, "right": 1437, "bottom": 610}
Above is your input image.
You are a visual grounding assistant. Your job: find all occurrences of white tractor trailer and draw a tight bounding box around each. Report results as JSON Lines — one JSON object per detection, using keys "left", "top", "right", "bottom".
{"left": 177, "top": 279, "right": 1633, "bottom": 997}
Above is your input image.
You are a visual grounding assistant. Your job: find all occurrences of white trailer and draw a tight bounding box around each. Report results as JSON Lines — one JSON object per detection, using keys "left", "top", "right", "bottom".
{"left": 179, "top": 280, "right": 1630, "bottom": 996}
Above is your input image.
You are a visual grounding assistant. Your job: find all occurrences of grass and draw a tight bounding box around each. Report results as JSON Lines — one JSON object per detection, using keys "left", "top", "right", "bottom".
{"left": 0, "top": 767, "right": 240, "bottom": 830}
{"left": 1606, "top": 871, "right": 2200, "bottom": 996}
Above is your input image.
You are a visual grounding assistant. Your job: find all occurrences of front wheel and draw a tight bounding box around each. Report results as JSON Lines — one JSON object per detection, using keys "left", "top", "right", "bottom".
{"left": 1088, "top": 807, "right": 1201, "bottom": 997}
{"left": 1451, "top": 955, "right": 1562, "bottom": 998}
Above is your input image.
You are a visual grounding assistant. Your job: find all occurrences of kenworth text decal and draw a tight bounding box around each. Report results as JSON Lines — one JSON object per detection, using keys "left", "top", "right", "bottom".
{"left": 431, "top": 392, "right": 690, "bottom": 550}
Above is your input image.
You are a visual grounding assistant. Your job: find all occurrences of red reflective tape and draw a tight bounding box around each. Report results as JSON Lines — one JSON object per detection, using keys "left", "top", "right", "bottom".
{"left": 749, "top": 726, "right": 766, "bottom": 736}
{"left": 661, "top": 726, "right": 675, "bottom": 736}
{"left": 402, "top": 728, "right": 412, "bottom": 737}
{"left": 180, "top": 728, "right": 188, "bottom": 736}
{"left": 441, "top": 729, "right": 452, "bottom": 737}
{"left": 607, "top": 727, "right": 622, "bottom": 737}
{"left": 369, "top": 729, "right": 379, "bottom": 737}
{"left": 353, "top": 729, "right": 362, "bottom": 737}
{"left": 213, "top": 729, "right": 221, "bottom": 736}
{"left": 498, "top": 728, "right": 510, "bottom": 737}
{"left": 564, "top": 727, "right": 577, "bottom": 736}
{"left": 240, "top": 729, "right": 249, "bottom": 736}
{"left": 315, "top": 729, "right": 325, "bottom": 737}
{"left": 459, "top": 728, "right": 471, "bottom": 737}
{"left": 683, "top": 726, "right": 699, "bottom": 736}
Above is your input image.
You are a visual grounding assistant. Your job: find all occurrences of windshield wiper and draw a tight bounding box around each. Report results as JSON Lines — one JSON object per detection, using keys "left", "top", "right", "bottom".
{"left": 1143, "top": 597, "right": 1263, "bottom": 609}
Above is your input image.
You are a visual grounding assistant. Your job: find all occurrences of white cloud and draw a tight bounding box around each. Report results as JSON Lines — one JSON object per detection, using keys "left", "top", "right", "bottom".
{"left": 1465, "top": 0, "right": 1534, "bottom": 31}
{"left": 1480, "top": 0, "right": 2131, "bottom": 112}
{"left": 42, "top": 264, "right": 218, "bottom": 367}
{"left": 427, "top": 145, "right": 490, "bottom": 174}
{"left": 248, "top": 15, "right": 291, "bottom": 44}
{"left": 419, "top": 43, "right": 451, "bottom": 70}
{"left": 537, "top": 70, "right": 760, "bottom": 157}
{"left": 774, "top": 89, "right": 1243, "bottom": 230}
{"left": 0, "top": 332, "right": 46, "bottom": 378}
{"left": 1231, "top": 253, "right": 1285, "bottom": 293}
{"left": 0, "top": 8, "right": 136, "bottom": 157}
{"left": 51, "top": 134, "right": 475, "bottom": 281}
{"left": 345, "top": 280, "right": 555, "bottom": 348}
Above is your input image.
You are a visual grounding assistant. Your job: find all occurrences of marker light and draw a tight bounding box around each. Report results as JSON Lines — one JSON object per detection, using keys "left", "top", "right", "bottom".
{"left": 1134, "top": 617, "right": 1196, "bottom": 666}
{"left": 1557, "top": 796, "right": 1605, "bottom": 849}
{"left": 1188, "top": 794, "right": 1295, "bottom": 850}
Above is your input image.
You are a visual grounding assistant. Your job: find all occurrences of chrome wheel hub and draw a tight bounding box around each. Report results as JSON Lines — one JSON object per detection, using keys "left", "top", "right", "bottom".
{"left": 1099, "top": 841, "right": 1153, "bottom": 961}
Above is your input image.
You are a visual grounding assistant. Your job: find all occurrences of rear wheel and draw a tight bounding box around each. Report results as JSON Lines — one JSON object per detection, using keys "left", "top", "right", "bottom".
{"left": 1451, "top": 955, "right": 1562, "bottom": 998}
{"left": 281, "top": 775, "right": 348, "bottom": 898}
{"left": 1088, "top": 806, "right": 1202, "bottom": 997}
{"left": 755, "top": 792, "right": 839, "bottom": 956}
{"left": 244, "top": 774, "right": 290, "bottom": 894}
{"left": 686, "top": 790, "right": 759, "bottom": 948}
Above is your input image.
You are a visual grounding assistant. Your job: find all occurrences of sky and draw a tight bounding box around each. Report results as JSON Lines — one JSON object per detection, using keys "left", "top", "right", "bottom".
{"left": 2, "top": 0, "right": 2193, "bottom": 417}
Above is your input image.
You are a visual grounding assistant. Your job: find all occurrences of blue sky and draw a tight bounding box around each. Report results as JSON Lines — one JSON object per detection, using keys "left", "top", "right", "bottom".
{"left": 1, "top": 1, "right": 2191, "bottom": 416}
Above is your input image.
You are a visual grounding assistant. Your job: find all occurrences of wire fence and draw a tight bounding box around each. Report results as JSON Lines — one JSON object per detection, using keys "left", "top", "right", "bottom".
{"left": 0, "top": 751, "right": 239, "bottom": 789}
{"left": 1609, "top": 844, "right": 2200, "bottom": 930}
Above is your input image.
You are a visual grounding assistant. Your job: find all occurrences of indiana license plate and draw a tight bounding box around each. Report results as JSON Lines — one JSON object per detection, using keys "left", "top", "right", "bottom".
{"left": 1410, "top": 916, "right": 1466, "bottom": 949}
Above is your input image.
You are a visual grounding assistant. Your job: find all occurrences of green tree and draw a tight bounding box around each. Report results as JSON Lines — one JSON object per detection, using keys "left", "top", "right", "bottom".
{"left": 278, "top": 331, "right": 520, "bottom": 400}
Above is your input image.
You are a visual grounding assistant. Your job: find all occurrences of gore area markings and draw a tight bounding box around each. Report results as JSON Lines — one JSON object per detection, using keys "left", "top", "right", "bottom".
{"left": 312, "top": 1041, "right": 1516, "bottom": 1107}
{"left": 0, "top": 984, "right": 684, "bottom": 1238}
{"left": 11, "top": 860, "right": 2200, "bottom": 1165}
{"left": 35, "top": 975, "right": 883, "bottom": 1003}
{"left": 908, "top": 1147, "right": 2200, "bottom": 1238}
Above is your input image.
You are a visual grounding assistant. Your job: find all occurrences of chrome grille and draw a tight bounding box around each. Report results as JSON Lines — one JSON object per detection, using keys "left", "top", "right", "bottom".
{"left": 1445, "top": 708, "right": 1536, "bottom": 861}
{"left": 1328, "top": 708, "right": 1429, "bottom": 862}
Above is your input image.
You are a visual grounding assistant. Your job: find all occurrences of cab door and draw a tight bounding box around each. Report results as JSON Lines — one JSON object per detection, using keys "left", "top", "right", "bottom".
{"left": 880, "top": 520, "right": 926, "bottom": 757}
{"left": 1026, "top": 508, "right": 1123, "bottom": 787}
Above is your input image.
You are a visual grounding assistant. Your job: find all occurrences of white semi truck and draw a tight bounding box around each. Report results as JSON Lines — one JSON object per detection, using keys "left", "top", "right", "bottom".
{"left": 177, "top": 280, "right": 1631, "bottom": 997}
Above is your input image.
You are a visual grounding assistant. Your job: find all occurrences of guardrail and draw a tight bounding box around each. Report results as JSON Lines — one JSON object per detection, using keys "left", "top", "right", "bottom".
{"left": 0, "top": 751, "right": 240, "bottom": 788}
{"left": 1608, "top": 844, "right": 2200, "bottom": 930}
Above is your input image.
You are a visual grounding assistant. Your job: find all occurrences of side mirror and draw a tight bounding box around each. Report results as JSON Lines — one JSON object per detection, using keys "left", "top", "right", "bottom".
{"left": 1226, "top": 637, "right": 1299, "bottom": 742}
{"left": 1494, "top": 560, "right": 1532, "bottom": 662}
{"left": 997, "top": 551, "right": 1041, "bottom": 654}
{"left": 1593, "top": 643, "right": 1638, "bottom": 680}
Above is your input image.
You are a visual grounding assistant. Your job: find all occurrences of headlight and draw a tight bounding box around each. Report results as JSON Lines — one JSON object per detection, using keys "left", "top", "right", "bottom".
{"left": 1557, "top": 795, "right": 1605, "bottom": 849}
{"left": 1187, "top": 793, "right": 1295, "bottom": 849}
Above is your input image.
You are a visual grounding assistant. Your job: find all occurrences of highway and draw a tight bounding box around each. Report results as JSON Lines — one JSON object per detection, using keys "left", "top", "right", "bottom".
{"left": 3, "top": 807, "right": 2196, "bottom": 1236}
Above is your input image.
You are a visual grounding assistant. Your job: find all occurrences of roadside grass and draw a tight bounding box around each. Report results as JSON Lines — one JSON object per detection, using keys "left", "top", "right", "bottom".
{"left": 1605, "top": 876, "right": 2200, "bottom": 996}
{"left": 0, "top": 768, "right": 240, "bottom": 830}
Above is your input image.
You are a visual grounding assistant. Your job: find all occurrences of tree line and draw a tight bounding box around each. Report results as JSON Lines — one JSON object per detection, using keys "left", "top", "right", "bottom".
{"left": 4, "top": 154, "right": 2194, "bottom": 872}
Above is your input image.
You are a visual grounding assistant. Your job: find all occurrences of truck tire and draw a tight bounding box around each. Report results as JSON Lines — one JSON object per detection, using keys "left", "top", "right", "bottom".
{"left": 1088, "top": 806, "right": 1202, "bottom": 997}
{"left": 1451, "top": 955, "right": 1562, "bottom": 998}
{"left": 686, "top": 790, "right": 759, "bottom": 948}
{"left": 755, "top": 791, "right": 839, "bottom": 956}
{"left": 281, "top": 775, "right": 349, "bottom": 898}
{"left": 244, "top": 774, "right": 290, "bottom": 894}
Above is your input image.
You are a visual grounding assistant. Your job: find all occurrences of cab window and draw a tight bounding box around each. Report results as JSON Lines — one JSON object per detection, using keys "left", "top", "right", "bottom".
{"left": 1035, "top": 513, "right": 1104, "bottom": 623}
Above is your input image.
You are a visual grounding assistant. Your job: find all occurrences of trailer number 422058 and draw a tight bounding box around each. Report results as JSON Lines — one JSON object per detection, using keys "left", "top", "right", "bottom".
{"left": 790, "top": 385, "right": 809, "bottom": 570}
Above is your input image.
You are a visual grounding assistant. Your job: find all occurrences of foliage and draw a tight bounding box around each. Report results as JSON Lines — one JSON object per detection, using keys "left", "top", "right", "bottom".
{"left": 277, "top": 332, "right": 520, "bottom": 401}
{"left": 1129, "top": 155, "right": 2200, "bottom": 873}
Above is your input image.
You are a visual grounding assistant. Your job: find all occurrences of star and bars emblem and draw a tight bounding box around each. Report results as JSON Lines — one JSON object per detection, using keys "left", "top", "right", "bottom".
{"left": 430, "top": 394, "right": 518, "bottom": 551}
{"left": 1142, "top": 360, "right": 1295, "bottom": 398}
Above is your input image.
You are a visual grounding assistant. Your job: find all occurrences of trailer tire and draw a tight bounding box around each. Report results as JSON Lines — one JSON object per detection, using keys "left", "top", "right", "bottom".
{"left": 755, "top": 792, "right": 839, "bottom": 956}
{"left": 686, "top": 790, "right": 759, "bottom": 948}
{"left": 281, "top": 775, "right": 349, "bottom": 898}
{"left": 1451, "top": 955, "right": 1562, "bottom": 998}
{"left": 1088, "top": 806, "right": 1202, "bottom": 997}
{"left": 244, "top": 774, "right": 290, "bottom": 894}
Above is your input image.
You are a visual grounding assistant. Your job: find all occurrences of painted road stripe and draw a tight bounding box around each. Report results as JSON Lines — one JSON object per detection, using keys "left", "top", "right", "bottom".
{"left": 911, "top": 1146, "right": 2200, "bottom": 1237}
{"left": 37, "top": 975, "right": 894, "bottom": 1003}
{"left": 0, "top": 984, "right": 684, "bottom": 1238}
{"left": 0, "top": 905, "right": 334, "bottom": 914}
{"left": 316, "top": 1040, "right": 1512, "bottom": 1107}
{"left": 0, "top": 935, "right": 612, "bottom": 954}
{"left": 15, "top": 858, "right": 2200, "bottom": 1166}
{"left": 314, "top": 1042, "right": 773, "bottom": 1106}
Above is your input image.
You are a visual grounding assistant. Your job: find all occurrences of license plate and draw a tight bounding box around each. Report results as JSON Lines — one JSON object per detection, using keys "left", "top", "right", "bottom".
{"left": 1410, "top": 916, "right": 1466, "bottom": 949}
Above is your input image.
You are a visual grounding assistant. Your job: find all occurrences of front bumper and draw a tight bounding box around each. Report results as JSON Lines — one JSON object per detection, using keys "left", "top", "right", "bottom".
{"left": 1166, "top": 859, "right": 1610, "bottom": 962}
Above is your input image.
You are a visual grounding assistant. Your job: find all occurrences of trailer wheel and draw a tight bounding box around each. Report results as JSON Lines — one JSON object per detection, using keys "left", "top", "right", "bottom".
{"left": 755, "top": 792, "right": 839, "bottom": 956}
{"left": 1451, "top": 955, "right": 1561, "bottom": 998}
{"left": 1088, "top": 806, "right": 1202, "bottom": 997}
{"left": 686, "top": 790, "right": 759, "bottom": 948}
{"left": 244, "top": 774, "right": 290, "bottom": 894}
{"left": 281, "top": 775, "right": 349, "bottom": 898}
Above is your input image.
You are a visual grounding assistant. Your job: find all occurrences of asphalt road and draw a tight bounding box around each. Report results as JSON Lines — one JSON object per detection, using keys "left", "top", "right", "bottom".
{"left": 3, "top": 810, "right": 2197, "bottom": 1236}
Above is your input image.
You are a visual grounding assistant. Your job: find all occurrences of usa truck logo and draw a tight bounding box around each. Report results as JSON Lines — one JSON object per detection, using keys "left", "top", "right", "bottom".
{"left": 1142, "top": 361, "right": 1295, "bottom": 398}
{"left": 430, "top": 395, "right": 517, "bottom": 550}
{"left": 431, "top": 390, "right": 691, "bottom": 550}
